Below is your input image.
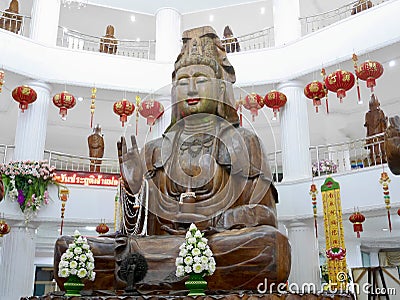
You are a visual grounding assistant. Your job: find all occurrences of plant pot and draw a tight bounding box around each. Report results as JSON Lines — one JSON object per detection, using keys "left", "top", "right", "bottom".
{"left": 64, "top": 275, "right": 84, "bottom": 296}
{"left": 185, "top": 273, "right": 207, "bottom": 296}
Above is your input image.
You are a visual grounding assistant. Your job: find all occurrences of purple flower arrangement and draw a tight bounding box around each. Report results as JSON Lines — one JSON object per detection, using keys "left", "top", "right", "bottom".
{"left": 0, "top": 160, "right": 56, "bottom": 216}
{"left": 312, "top": 159, "right": 338, "bottom": 176}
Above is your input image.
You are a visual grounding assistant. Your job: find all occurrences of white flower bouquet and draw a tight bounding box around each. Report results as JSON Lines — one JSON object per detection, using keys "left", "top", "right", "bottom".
{"left": 175, "top": 223, "right": 216, "bottom": 278}
{"left": 58, "top": 230, "right": 96, "bottom": 281}
{"left": 312, "top": 159, "right": 338, "bottom": 176}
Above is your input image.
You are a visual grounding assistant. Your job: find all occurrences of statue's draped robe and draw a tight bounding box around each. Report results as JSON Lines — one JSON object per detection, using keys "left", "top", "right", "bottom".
{"left": 54, "top": 126, "right": 291, "bottom": 292}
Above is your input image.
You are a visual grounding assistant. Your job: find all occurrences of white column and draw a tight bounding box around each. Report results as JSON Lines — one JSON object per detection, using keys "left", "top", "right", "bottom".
{"left": 150, "top": 96, "right": 172, "bottom": 140}
{"left": 30, "top": 0, "right": 61, "bottom": 46}
{"left": 287, "top": 221, "right": 320, "bottom": 292}
{"left": 279, "top": 80, "right": 311, "bottom": 181}
{"left": 346, "top": 240, "right": 363, "bottom": 268}
{"left": 0, "top": 223, "right": 37, "bottom": 300}
{"left": 369, "top": 250, "right": 380, "bottom": 267}
{"left": 155, "top": 8, "right": 182, "bottom": 62}
{"left": 13, "top": 81, "right": 52, "bottom": 161}
{"left": 272, "top": 0, "right": 301, "bottom": 46}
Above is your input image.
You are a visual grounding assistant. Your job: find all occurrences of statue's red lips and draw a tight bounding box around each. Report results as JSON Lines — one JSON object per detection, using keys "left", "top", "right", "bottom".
{"left": 186, "top": 98, "right": 200, "bottom": 105}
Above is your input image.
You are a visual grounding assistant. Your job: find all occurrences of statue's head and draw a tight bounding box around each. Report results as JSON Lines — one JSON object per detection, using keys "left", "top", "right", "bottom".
{"left": 168, "top": 26, "right": 239, "bottom": 129}
{"left": 223, "top": 26, "right": 234, "bottom": 38}
{"left": 105, "top": 25, "right": 115, "bottom": 36}
{"left": 8, "top": 0, "right": 19, "bottom": 13}
{"left": 369, "top": 93, "right": 380, "bottom": 110}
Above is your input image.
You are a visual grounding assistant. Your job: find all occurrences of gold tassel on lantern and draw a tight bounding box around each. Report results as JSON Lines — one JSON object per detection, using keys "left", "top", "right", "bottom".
{"left": 321, "top": 177, "right": 348, "bottom": 291}
{"left": 352, "top": 53, "right": 362, "bottom": 104}
{"left": 135, "top": 95, "right": 141, "bottom": 136}
{"left": 309, "top": 183, "right": 318, "bottom": 238}
{"left": 58, "top": 186, "right": 70, "bottom": 235}
{"left": 321, "top": 68, "right": 329, "bottom": 114}
{"left": 90, "top": 87, "right": 97, "bottom": 128}
{"left": 379, "top": 171, "right": 392, "bottom": 232}
{"left": 0, "top": 70, "right": 4, "bottom": 93}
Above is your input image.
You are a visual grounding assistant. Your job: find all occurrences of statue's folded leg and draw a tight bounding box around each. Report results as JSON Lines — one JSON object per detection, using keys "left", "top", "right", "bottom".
{"left": 54, "top": 225, "right": 290, "bottom": 293}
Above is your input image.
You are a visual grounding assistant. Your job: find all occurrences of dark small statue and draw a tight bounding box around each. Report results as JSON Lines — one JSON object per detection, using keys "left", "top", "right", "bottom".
{"left": 99, "top": 25, "right": 118, "bottom": 54}
{"left": 364, "top": 94, "right": 387, "bottom": 164}
{"left": 385, "top": 115, "right": 400, "bottom": 175}
{"left": 0, "top": 0, "right": 22, "bottom": 34}
{"left": 221, "top": 25, "right": 240, "bottom": 53}
{"left": 118, "top": 253, "right": 148, "bottom": 294}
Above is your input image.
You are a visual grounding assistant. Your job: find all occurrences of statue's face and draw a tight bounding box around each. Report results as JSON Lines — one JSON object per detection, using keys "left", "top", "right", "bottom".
{"left": 175, "top": 65, "right": 223, "bottom": 118}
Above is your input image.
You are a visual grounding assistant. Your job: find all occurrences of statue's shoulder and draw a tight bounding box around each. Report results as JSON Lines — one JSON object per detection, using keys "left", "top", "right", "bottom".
{"left": 217, "top": 126, "right": 270, "bottom": 179}
{"left": 142, "top": 132, "right": 174, "bottom": 171}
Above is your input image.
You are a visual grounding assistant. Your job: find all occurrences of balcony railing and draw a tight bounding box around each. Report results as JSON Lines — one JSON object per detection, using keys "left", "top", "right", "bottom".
{"left": 0, "top": 132, "right": 389, "bottom": 182}
{"left": 222, "top": 27, "right": 275, "bottom": 53}
{"left": 267, "top": 132, "right": 387, "bottom": 182}
{"left": 57, "top": 26, "right": 156, "bottom": 59}
{"left": 300, "top": 0, "right": 389, "bottom": 35}
{"left": 0, "top": 9, "right": 30, "bottom": 37}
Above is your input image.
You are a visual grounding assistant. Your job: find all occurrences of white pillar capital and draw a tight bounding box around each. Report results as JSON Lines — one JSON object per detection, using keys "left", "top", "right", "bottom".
{"left": 13, "top": 80, "right": 52, "bottom": 161}
{"left": 155, "top": 7, "right": 182, "bottom": 62}
{"left": 30, "top": 0, "right": 61, "bottom": 46}
{"left": 279, "top": 80, "right": 311, "bottom": 181}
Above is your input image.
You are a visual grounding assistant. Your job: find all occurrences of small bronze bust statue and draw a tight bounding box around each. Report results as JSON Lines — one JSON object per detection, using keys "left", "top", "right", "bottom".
{"left": 385, "top": 115, "right": 400, "bottom": 175}
{"left": 364, "top": 94, "right": 387, "bottom": 164}
{"left": 99, "top": 25, "right": 118, "bottom": 54}
{"left": 221, "top": 25, "right": 240, "bottom": 53}
{"left": 88, "top": 124, "right": 104, "bottom": 172}
{"left": 0, "top": 0, "right": 22, "bottom": 34}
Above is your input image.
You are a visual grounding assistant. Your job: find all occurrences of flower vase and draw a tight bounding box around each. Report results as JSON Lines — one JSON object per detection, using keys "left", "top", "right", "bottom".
{"left": 64, "top": 275, "right": 84, "bottom": 296}
{"left": 185, "top": 273, "right": 207, "bottom": 296}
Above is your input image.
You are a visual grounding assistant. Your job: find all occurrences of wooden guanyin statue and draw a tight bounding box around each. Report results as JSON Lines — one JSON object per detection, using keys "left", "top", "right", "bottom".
{"left": 87, "top": 124, "right": 105, "bottom": 172}
{"left": 221, "top": 25, "right": 240, "bottom": 53}
{"left": 0, "top": 0, "right": 22, "bottom": 34}
{"left": 54, "top": 26, "right": 291, "bottom": 293}
{"left": 385, "top": 115, "right": 400, "bottom": 175}
{"left": 364, "top": 94, "right": 387, "bottom": 164}
{"left": 99, "top": 25, "right": 118, "bottom": 54}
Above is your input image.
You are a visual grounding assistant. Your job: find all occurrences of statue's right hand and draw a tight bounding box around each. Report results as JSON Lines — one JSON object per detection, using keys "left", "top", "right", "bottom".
{"left": 117, "top": 136, "right": 143, "bottom": 195}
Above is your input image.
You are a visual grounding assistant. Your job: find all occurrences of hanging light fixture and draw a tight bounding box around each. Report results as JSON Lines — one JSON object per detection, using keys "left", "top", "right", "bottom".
{"left": 304, "top": 81, "right": 326, "bottom": 113}
{"left": 349, "top": 211, "right": 365, "bottom": 238}
{"left": 243, "top": 93, "right": 264, "bottom": 122}
{"left": 264, "top": 90, "right": 287, "bottom": 120}
{"left": 12, "top": 85, "right": 38, "bottom": 112}
{"left": 52, "top": 91, "right": 76, "bottom": 120}
{"left": 113, "top": 98, "right": 135, "bottom": 127}
{"left": 61, "top": 0, "right": 88, "bottom": 9}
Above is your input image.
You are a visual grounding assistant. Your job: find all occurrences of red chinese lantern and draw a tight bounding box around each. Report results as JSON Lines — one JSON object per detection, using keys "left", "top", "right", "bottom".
{"left": 139, "top": 99, "right": 164, "bottom": 126}
{"left": 113, "top": 98, "right": 135, "bottom": 127}
{"left": 349, "top": 211, "right": 365, "bottom": 238}
{"left": 0, "top": 219, "right": 10, "bottom": 237}
{"left": 304, "top": 81, "right": 326, "bottom": 113}
{"left": 12, "top": 85, "right": 37, "bottom": 112}
{"left": 398, "top": 208, "right": 400, "bottom": 216}
{"left": 243, "top": 93, "right": 264, "bottom": 122}
{"left": 264, "top": 90, "right": 287, "bottom": 120}
{"left": 324, "top": 70, "right": 355, "bottom": 103}
{"left": 52, "top": 91, "right": 76, "bottom": 120}
{"left": 356, "top": 60, "right": 384, "bottom": 92}
{"left": 96, "top": 222, "right": 109, "bottom": 235}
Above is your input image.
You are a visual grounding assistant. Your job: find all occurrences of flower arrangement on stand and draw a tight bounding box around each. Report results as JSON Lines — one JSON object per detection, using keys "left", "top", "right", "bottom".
{"left": 175, "top": 223, "right": 216, "bottom": 296}
{"left": 0, "top": 160, "right": 57, "bottom": 222}
{"left": 58, "top": 230, "right": 96, "bottom": 296}
{"left": 312, "top": 159, "right": 338, "bottom": 176}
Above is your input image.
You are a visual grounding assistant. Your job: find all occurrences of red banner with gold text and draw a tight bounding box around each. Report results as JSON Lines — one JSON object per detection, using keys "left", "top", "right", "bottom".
{"left": 54, "top": 170, "right": 119, "bottom": 187}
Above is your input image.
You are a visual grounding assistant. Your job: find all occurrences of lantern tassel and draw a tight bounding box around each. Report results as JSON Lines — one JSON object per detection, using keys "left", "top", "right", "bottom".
{"left": 314, "top": 217, "right": 318, "bottom": 238}
{"left": 325, "top": 98, "right": 329, "bottom": 114}
{"left": 60, "top": 218, "right": 64, "bottom": 236}
{"left": 239, "top": 104, "right": 243, "bottom": 127}
{"left": 387, "top": 210, "right": 392, "bottom": 232}
{"left": 90, "top": 113, "right": 94, "bottom": 128}
{"left": 357, "top": 231, "right": 360, "bottom": 238}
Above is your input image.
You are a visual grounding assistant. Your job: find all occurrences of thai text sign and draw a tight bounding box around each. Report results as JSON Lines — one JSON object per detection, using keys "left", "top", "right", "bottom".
{"left": 54, "top": 170, "right": 119, "bottom": 187}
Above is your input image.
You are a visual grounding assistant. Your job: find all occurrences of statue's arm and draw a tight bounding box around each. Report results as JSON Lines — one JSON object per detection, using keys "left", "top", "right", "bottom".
{"left": 117, "top": 135, "right": 144, "bottom": 195}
